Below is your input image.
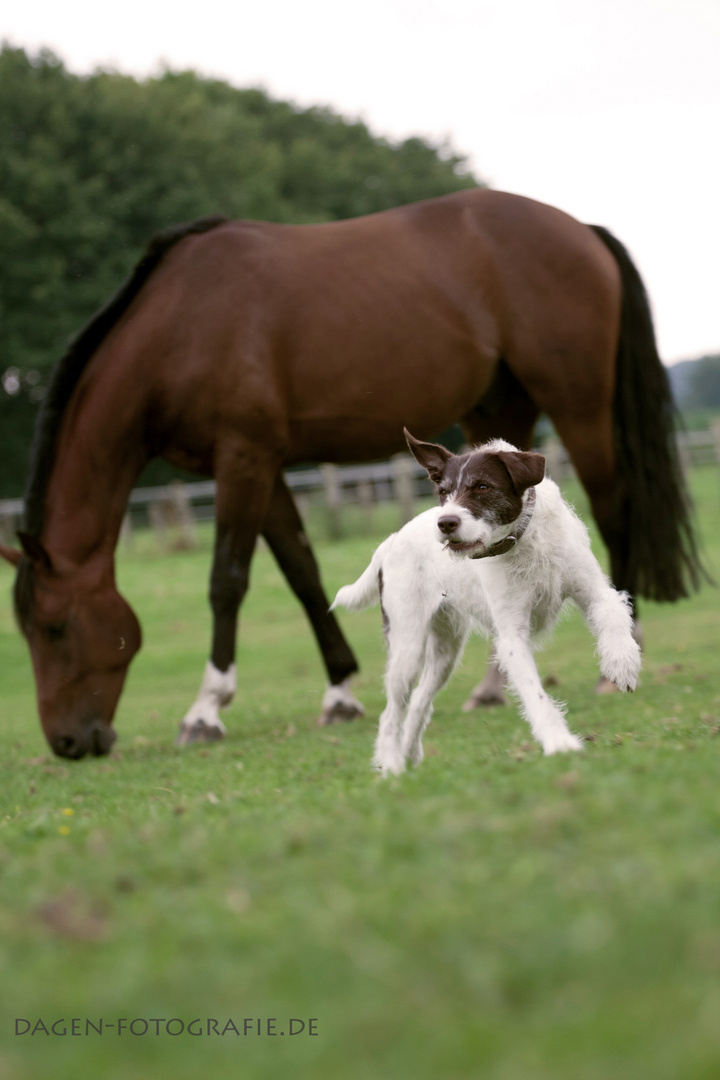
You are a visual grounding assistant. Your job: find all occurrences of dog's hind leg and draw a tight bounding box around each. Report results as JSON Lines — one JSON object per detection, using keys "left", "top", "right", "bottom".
{"left": 373, "top": 625, "right": 428, "bottom": 777}
{"left": 401, "top": 611, "right": 468, "bottom": 767}
{"left": 494, "top": 631, "right": 583, "bottom": 755}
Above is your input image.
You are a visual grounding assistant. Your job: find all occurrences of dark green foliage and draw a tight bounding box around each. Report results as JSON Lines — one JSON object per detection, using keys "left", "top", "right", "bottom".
{"left": 0, "top": 44, "right": 478, "bottom": 496}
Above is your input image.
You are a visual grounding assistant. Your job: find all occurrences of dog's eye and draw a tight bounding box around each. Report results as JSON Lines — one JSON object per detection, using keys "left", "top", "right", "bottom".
{"left": 475, "top": 483, "right": 488, "bottom": 491}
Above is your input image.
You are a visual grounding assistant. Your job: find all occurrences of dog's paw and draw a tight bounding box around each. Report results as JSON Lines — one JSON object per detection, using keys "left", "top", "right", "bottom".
{"left": 541, "top": 729, "right": 584, "bottom": 755}
{"left": 403, "top": 740, "right": 424, "bottom": 767}
{"left": 599, "top": 641, "right": 641, "bottom": 693}
{"left": 598, "top": 668, "right": 640, "bottom": 694}
{"left": 372, "top": 746, "right": 406, "bottom": 777}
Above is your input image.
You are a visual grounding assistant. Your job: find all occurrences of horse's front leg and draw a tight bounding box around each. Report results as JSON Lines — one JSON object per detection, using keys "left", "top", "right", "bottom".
{"left": 261, "top": 474, "right": 363, "bottom": 726}
{"left": 176, "top": 450, "right": 279, "bottom": 746}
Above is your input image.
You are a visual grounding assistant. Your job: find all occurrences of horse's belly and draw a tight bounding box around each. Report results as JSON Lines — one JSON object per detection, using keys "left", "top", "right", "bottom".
{"left": 285, "top": 412, "right": 455, "bottom": 464}
{"left": 284, "top": 346, "right": 495, "bottom": 462}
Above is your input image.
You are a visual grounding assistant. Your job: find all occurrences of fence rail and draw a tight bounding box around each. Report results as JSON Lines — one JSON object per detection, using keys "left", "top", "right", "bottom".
{"left": 2, "top": 426, "right": 720, "bottom": 547}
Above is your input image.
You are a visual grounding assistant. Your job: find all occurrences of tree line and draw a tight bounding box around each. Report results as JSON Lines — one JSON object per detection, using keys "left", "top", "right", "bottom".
{"left": 0, "top": 44, "right": 478, "bottom": 496}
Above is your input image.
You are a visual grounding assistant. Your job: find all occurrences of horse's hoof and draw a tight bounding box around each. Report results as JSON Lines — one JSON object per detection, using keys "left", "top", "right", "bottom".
{"left": 462, "top": 690, "right": 507, "bottom": 710}
{"left": 175, "top": 718, "right": 226, "bottom": 746}
{"left": 318, "top": 681, "right": 365, "bottom": 726}
{"left": 317, "top": 700, "right": 364, "bottom": 726}
{"left": 595, "top": 677, "right": 621, "bottom": 695}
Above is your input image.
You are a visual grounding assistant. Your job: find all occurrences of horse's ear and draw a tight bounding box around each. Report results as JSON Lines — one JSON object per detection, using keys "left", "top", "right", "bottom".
{"left": 17, "top": 532, "right": 54, "bottom": 571}
{"left": 496, "top": 451, "right": 545, "bottom": 494}
{"left": 404, "top": 428, "right": 453, "bottom": 483}
{"left": 0, "top": 543, "right": 22, "bottom": 568}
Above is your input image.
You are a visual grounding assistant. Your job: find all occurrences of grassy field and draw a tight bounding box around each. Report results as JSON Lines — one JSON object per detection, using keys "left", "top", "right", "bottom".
{"left": 1, "top": 468, "right": 719, "bottom": 1080}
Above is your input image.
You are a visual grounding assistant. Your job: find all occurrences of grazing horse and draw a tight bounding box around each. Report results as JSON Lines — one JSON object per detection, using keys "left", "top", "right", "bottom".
{"left": 0, "top": 189, "right": 702, "bottom": 759}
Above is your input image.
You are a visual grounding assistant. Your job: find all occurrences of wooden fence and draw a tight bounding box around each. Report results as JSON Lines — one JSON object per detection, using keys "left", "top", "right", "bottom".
{"left": 2, "top": 426, "right": 720, "bottom": 549}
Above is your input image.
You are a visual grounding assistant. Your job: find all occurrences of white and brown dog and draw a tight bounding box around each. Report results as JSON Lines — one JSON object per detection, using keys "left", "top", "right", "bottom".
{"left": 332, "top": 430, "right": 641, "bottom": 776}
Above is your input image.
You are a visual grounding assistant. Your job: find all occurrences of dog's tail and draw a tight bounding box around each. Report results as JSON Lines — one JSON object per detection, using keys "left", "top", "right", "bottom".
{"left": 330, "top": 536, "right": 394, "bottom": 613}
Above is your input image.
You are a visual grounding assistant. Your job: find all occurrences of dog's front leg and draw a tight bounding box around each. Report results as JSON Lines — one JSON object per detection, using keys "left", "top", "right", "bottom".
{"left": 579, "top": 587, "right": 642, "bottom": 694}
{"left": 494, "top": 630, "right": 583, "bottom": 755}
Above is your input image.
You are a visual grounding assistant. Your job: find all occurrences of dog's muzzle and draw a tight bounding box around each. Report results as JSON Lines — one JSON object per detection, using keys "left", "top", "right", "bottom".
{"left": 442, "top": 487, "right": 537, "bottom": 560}
{"left": 437, "top": 515, "right": 461, "bottom": 536}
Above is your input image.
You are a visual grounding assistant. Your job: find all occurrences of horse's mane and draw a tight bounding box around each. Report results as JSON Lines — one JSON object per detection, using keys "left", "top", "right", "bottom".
{"left": 22, "top": 215, "right": 228, "bottom": 540}
{"left": 14, "top": 215, "right": 227, "bottom": 631}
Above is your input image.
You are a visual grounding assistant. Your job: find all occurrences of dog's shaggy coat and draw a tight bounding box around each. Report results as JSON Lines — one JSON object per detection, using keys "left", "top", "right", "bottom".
{"left": 332, "top": 435, "right": 641, "bottom": 775}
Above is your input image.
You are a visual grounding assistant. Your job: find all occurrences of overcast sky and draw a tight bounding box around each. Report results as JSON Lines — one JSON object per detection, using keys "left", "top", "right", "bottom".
{"left": 4, "top": 0, "right": 719, "bottom": 362}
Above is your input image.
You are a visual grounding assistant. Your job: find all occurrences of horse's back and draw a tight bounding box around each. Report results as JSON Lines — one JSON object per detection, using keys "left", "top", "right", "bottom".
{"left": 78, "top": 188, "right": 624, "bottom": 467}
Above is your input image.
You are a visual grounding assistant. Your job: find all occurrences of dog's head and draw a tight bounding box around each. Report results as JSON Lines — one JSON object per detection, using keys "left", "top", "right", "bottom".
{"left": 404, "top": 429, "right": 545, "bottom": 558}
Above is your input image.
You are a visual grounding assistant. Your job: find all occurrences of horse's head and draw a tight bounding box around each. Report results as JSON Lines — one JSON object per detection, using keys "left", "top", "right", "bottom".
{"left": 1, "top": 536, "right": 141, "bottom": 759}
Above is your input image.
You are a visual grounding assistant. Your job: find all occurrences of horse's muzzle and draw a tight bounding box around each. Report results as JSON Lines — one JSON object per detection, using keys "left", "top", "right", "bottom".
{"left": 50, "top": 722, "right": 117, "bottom": 760}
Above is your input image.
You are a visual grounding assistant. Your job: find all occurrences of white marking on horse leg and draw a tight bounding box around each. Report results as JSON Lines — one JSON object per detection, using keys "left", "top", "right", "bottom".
{"left": 176, "top": 662, "right": 236, "bottom": 745}
{"left": 317, "top": 678, "right": 365, "bottom": 726}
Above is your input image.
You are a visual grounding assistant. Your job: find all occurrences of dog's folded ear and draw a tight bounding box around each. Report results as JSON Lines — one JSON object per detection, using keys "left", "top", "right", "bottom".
{"left": 403, "top": 428, "right": 453, "bottom": 483}
{"left": 496, "top": 451, "right": 545, "bottom": 494}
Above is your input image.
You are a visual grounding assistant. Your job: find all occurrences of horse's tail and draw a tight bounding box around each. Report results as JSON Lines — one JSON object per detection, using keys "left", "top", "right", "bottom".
{"left": 330, "top": 536, "right": 394, "bottom": 613}
{"left": 590, "top": 225, "right": 708, "bottom": 601}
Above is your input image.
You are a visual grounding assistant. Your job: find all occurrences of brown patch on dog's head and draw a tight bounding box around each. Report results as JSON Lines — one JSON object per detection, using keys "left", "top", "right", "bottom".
{"left": 448, "top": 451, "right": 542, "bottom": 526}
{"left": 405, "top": 429, "right": 544, "bottom": 527}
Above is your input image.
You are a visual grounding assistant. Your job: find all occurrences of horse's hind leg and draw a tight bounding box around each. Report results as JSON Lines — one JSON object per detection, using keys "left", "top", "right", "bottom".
{"left": 261, "top": 474, "right": 363, "bottom": 726}
{"left": 176, "top": 445, "right": 281, "bottom": 745}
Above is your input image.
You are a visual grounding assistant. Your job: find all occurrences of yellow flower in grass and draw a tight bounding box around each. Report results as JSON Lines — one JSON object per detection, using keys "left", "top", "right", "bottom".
{"left": 61, "top": 808, "right": 74, "bottom": 816}
{"left": 58, "top": 825, "right": 71, "bottom": 836}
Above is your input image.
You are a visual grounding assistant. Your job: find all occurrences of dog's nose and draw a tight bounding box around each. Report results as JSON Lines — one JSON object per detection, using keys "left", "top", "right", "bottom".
{"left": 438, "top": 515, "right": 461, "bottom": 535}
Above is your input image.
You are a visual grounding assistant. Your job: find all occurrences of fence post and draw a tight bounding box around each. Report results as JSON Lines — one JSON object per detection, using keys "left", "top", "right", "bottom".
{"left": 0, "top": 513, "right": 15, "bottom": 546}
{"left": 676, "top": 430, "right": 691, "bottom": 478}
{"left": 357, "top": 477, "right": 374, "bottom": 534}
{"left": 120, "top": 512, "right": 134, "bottom": 548}
{"left": 542, "top": 437, "right": 565, "bottom": 482}
{"left": 711, "top": 419, "right": 720, "bottom": 468}
{"left": 393, "top": 454, "right": 416, "bottom": 525}
{"left": 149, "top": 501, "right": 167, "bottom": 549}
{"left": 322, "top": 463, "right": 343, "bottom": 539}
{"left": 169, "top": 479, "right": 197, "bottom": 550}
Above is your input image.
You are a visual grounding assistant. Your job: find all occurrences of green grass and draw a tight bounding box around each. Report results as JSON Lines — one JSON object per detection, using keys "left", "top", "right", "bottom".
{"left": 1, "top": 470, "right": 720, "bottom": 1080}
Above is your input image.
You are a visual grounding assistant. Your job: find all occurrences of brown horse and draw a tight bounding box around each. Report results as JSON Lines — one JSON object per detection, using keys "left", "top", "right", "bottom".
{"left": 0, "top": 189, "right": 702, "bottom": 758}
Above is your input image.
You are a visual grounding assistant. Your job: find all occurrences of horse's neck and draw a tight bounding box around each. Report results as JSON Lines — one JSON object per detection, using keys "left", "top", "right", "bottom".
{"left": 42, "top": 391, "right": 148, "bottom": 570}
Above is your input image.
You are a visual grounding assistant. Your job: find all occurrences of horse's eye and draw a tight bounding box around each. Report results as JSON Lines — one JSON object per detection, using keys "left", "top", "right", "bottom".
{"left": 45, "top": 622, "right": 67, "bottom": 641}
